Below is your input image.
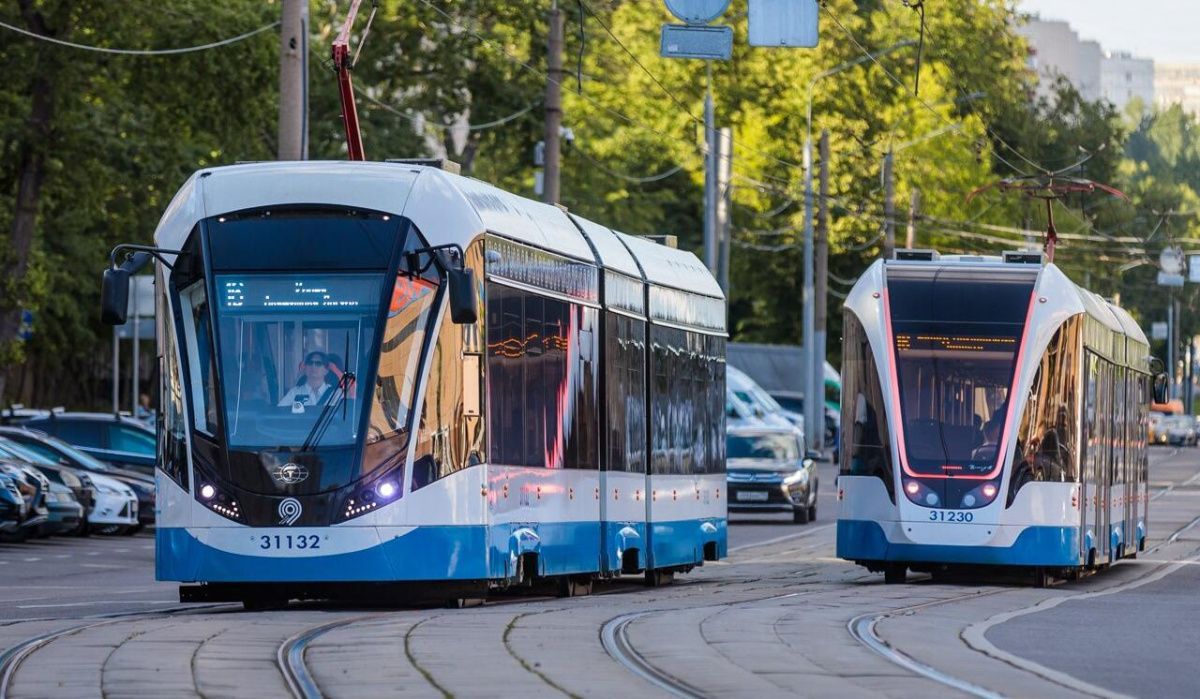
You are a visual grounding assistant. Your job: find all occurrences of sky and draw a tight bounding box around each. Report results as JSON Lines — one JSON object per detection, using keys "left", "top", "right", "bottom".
{"left": 1018, "top": 0, "right": 1200, "bottom": 63}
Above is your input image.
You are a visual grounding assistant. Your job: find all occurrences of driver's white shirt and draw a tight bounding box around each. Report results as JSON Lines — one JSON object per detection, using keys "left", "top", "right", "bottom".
{"left": 278, "top": 382, "right": 332, "bottom": 407}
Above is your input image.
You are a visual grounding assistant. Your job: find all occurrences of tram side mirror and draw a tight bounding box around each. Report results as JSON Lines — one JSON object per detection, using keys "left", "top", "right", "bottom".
{"left": 1153, "top": 373, "right": 1169, "bottom": 405}
{"left": 447, "top": 268, "right": 478, "bottom": 325}
{"left": 100, "top": 268, "right": 131, "bottom": 326}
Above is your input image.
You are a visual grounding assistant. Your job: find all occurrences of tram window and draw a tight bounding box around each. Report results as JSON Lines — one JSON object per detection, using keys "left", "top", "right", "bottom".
{"left": 569, "top": 306, "right": 599, "bottom": 470}
{"left": 604, "top": 315, "right": 648, "bottom": 474}
{"left": 1012, "top": 319, "right": 1083, "bottom": 498}
{"left": 179, "top": 281, "right": 219, "bottom": 436}
{"left": 159, "top": 284, "right": 188, "bottom": 488}
{"left": 839, "top": 312, "right": 895, "bottom": 497}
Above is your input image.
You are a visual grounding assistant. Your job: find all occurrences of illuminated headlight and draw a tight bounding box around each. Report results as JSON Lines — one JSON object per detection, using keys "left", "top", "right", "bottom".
{"left": 902, "top": 479, "right": 940, "bottom": 507}
{"left": 959, "top": 481, "right": 1000, "bottom": 509}
{"left": 199, "top": 484, "right": 216, "bottom": 500}
{"left": 376, "top": 480, "right": 398, "bottom": 499}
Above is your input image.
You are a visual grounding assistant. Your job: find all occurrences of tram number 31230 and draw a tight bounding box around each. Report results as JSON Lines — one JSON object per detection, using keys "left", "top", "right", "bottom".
{"left": 259, "top": 534, "right": 322, "bottom": 550}
{"left": 928, "top": 510, "right": 974, "bottom": 523}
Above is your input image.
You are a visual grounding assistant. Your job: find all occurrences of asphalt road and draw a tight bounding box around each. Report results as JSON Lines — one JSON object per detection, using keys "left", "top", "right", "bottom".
{"left": 0, "top": 451, "right": 1197, "bottom": 698}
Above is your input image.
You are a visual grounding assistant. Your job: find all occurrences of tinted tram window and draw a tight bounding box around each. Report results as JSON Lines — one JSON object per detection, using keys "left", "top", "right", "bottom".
{"left": 886, "top": 268, "right": 1035, "bottom": 478}
{"left": 1011, "top": 318, "right": 1083, "bottom": 501}
{"left": 604, "top": 313, "right": 649, "bottom": 473}
{"left": 647, "top": 325, "right": 725, "bottom": 475}
{"left": 485, "top": 284, "right": 599, "bottom": 469}
{"left": 840, "top": 312, "right": 895, "bottom": 498}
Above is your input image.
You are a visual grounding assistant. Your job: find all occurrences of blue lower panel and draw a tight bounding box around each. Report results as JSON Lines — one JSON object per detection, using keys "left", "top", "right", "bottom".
{"left": 602, "top": 521, "right": 648, "bottom": 573}
{"left": 649, "top": 518, "right": 727, "bottom": 569}
{"left": 837, "top": 520, "right": 1081, "bottom": 567}
{"left": 158, "top": 526, "right": 491, "bottom": 583}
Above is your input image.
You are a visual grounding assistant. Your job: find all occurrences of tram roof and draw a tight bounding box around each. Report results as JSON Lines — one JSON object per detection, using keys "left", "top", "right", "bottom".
{"left": 616, "top": 231, "right": 724, "bottom": 299}
{"left": 567, "top": 214, "right": 641, "bottom": 278}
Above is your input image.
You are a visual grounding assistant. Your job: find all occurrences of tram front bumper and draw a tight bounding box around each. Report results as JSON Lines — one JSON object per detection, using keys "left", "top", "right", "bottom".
{"left": 836, "top": 519, "right": 1081, "bottom": 567}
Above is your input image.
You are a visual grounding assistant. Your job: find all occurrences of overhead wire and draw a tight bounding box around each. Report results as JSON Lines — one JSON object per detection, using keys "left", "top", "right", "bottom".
{"left": 0, "top": 17, "right": 279, "bottom": 55}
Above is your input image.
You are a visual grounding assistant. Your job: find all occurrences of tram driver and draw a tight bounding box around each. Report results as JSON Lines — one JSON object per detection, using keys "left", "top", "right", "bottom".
{"left": 971, "top": 414, "right": 1003, "bottom": 462}
{"left": 278, "top": 350, "right": 335, "bottom": 410}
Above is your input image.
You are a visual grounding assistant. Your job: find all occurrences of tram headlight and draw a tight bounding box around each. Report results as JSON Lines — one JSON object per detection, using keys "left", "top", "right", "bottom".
{"left": 199, "top": 484, "right": 216, "bottom": 500}
{"left": 959, "top": 481, "right": 1000, "bottom": 509}
{"left": 376, "top": 480, "right": 398, "bottom": 500}
{"left": 902, "top": 479, "right": 939, "bottom": 507}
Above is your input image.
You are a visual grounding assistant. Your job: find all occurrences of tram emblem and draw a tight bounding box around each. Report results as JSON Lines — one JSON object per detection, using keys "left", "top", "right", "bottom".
{"left": 278, "top": 498, "right": 303, "bottom": 526}
{"left": 273, "top": 462, "right": 310, "bottom": 485}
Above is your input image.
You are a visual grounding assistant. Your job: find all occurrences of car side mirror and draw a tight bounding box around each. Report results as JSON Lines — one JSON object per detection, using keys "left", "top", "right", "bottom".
{"left": 1153, "top": 372, "right": 1169, "bottom": 405}
{"left": 805, "top": 449, "right": 822, "bottom": 461}
{"left": 101, "top": 268, "right": 131, "bottom": 325}
{"left": 447, "top": 268, "right": 478, "bottom": 325}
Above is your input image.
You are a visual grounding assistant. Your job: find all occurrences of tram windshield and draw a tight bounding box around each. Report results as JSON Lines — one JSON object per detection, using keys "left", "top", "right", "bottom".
{"left": 216, "top": 273, "right": 386, "bottom": 450}
{"left": 887, "top": 267, "right": 1036, "bottom": 477}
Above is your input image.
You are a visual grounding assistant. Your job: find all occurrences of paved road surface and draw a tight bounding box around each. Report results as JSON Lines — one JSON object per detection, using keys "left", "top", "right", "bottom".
{"left": 0, "top": 450, "right": 1196, "bottom": 698}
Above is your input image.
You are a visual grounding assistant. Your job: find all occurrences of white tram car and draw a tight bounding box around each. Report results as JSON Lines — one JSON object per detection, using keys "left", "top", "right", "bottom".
{"left": 103, "top": 161, "right": 727, "bottom": 605}
{"left": 837, "top": 251, "right": 1161, "bottom": 583}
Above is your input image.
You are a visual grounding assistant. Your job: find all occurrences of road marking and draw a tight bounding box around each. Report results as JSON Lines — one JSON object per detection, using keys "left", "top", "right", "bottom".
{"left": 54, "top": 554, "right": 69, "bottom": 559}
{"left": 728, "top": 522, "right": 834, "bottom": 553}
{"left": 962, "top": 554, "right": 1200, "bottom": 699}
{"left": 80, "top": 563, "right": 123, "bottom": 569}
{"left": 21, "top": 558, "right": 40, "bottom": 563}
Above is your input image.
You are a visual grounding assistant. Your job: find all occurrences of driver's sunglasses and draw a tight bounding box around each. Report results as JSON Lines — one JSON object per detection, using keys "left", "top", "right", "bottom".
{"left": 305, "top": 359, "right": 327, "bottom": 367}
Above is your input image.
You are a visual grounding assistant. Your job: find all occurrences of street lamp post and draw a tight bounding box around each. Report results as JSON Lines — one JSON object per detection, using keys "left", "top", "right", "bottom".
{"left": 801, "top": 40, "right": 915, "bottom": 451}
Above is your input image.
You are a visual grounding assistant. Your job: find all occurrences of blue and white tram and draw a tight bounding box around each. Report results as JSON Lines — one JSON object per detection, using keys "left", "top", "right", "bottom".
{"left": 836, "top": 250, "right": 1162, "bottom": 583}
{"left": 102, "top": 161, "right": 727, "bottom": 605}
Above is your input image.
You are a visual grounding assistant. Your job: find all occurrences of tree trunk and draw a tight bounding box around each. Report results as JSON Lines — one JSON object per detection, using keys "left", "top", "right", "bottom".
{"left": 0, "top": 2, "right": 56, "bottom": 404}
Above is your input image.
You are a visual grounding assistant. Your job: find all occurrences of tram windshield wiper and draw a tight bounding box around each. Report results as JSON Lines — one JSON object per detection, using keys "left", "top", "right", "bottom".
{"left": 300, "top": 335, "right": 356, "bottom": 453}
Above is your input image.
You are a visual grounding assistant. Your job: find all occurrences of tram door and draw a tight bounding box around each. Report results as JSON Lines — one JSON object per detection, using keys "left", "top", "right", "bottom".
{"left": 599, "top": 312, "right": 649, "bottom": 574}
{"left": 1096, "top": 361, "right": 1113, "bottom": 563}
{"left": 1081, "top": 355, "right": 1096, "bottom": 563}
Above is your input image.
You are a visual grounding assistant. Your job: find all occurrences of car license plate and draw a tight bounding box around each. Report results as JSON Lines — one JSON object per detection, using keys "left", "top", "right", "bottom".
{"left": 736, "top": 491, "right": 769, "bottom": 502}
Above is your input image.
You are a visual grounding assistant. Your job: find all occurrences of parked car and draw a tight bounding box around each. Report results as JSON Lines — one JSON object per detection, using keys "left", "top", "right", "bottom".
{"left": 726, "top": 426, "right": 820, "bottom": 524}
{"left": 0, "top": 437, "right": 96, "bottom": 535}
{"left": 1162, "top": 414, "right": 1197, "bottom": 446}
{"left": 0, "top": 426, "right": 153, "bottom": 527}
{"left": 39, "top": 482, "right": 85, "bottom": 536}
{"left": 0, "top": 460, "right": 49, "bottom": 541}
{"left": 0, "top": 470, "right": 27, "bottom": 538}
{"left": 23, "top": 412, "right": 156, "bottom": 475}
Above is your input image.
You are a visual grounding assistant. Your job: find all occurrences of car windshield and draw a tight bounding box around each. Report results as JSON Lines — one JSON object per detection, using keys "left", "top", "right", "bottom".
{"left": 18, "top": 434, "right": 115, "bottom": 472}
{"left": 887, "top": 267, "right": 1036, "bottom": 477}
{"left": 0, "top": 438, "right": 58, "bottom": 466}
{"left": 727, "top": 433, "right": 799, "bottom": 461}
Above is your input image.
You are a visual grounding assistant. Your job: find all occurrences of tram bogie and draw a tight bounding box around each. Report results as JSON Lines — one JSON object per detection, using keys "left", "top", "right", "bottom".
{"left": 837, "top": 252, "right": 1160, "bottom": 582}
{"left": 104, "top": 161, "right": 727, "bottom": 605}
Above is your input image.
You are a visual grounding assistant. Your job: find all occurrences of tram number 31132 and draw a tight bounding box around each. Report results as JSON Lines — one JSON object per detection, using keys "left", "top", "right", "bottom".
{"left": 928, "top": 510, "right": 974, "bottom": 523}
{"left": 259, "top": 534, "right": 322, "bottom": 550}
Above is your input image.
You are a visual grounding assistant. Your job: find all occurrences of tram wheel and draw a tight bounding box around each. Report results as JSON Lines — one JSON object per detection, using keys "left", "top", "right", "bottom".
{"left": 645, "top": 568, "right": 674, "bottom": 587}
{"left": 1033, "top": 568, "right": 1053, "bottom": 588}
{"left": 557, "top": 575, "right": 594, "bottom": 598}
{"left": 883, "top": 563, "right": 907, "bottom": 584}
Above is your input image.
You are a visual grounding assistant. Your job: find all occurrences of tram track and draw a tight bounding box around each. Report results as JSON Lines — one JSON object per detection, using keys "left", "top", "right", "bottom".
{"left": 0, "top": 603, "right": 236, "bottom": 699}
{"left": 847, "top": 483, "right": 1200, "bottom": 699}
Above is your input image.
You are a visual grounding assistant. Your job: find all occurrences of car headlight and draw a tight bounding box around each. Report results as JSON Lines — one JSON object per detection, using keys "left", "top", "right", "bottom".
{"left": 783, "top": 469, "right": 810, "bottom": 488}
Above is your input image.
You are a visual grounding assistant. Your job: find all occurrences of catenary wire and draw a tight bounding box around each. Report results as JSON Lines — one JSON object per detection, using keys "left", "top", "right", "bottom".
{"left": 0, "top": 17, "right": 279, "bottom": 55}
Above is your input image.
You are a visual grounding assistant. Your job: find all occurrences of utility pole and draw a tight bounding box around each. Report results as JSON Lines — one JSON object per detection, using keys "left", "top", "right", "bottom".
{"left": 906, "top": 188, "right": 920, "bottom": 250}
{"left": 883, "top": 149, "right": 895, "bottom": 259}
{"left": 130, "top": 286, "right": 139, "bottom": 416}
{"left": 1168, "top": 294, "right": 1176, "bottom": 399}
{"left": 543, "top": 1, "right": 565, "bottom": 204}
{"left": 704, "top": 82, "right": 719, "bottom": 276}
{"left": 279, "top": 0, "right": 309, "bottom": 160}
{"left": 717, "top": 127, "right": 733, "bottom": 292}
{"left": 813, "top": 129, "right": 830, "bottom": 451}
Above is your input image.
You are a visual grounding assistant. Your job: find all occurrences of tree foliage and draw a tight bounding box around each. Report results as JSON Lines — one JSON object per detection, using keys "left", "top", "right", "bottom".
{"left": 0, "top": 0, "right": 1193, "bottom": 407}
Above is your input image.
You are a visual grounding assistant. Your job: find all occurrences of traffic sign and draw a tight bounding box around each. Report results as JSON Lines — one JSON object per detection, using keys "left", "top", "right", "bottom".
{"left": 1152, "top": 322, "right": 1168, "bottom": 341}
{"left": 749, "top": 0, "right": 819, "bottom": 48}
{"left": 17, "top": 309, "right": 32, "bottom": 341}
{"left": 663, "top": 0, "right": 731, "bottom": 24}
{"left": 1158, "top": 272, "right": 1185, "bottom": 288}
{"left": 1160, "top": 246, "right": 1185, "bottom": 275}
{"left": 1189, "top": 254, "right": 1200, "bottom": 283}
{"left": 660, "top": 24, "right": 733, "bottom": 60}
